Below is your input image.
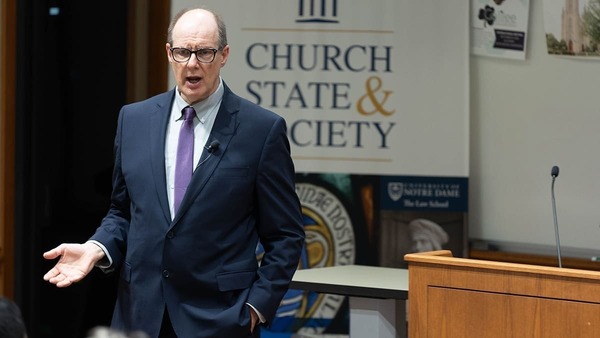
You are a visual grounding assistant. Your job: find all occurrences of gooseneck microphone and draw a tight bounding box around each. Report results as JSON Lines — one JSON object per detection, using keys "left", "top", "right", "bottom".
{"left": 195, "top": 140, "right": 221, "bottom": 171}
{"left": 550, "top": 165, "right": 562, "bottom": 268}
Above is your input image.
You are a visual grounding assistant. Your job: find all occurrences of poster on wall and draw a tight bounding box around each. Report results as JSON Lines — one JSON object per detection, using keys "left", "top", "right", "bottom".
{"left": 543, "top": 0, "right": 600, "bottom": 58}
{"left": 172, "top": 0, "right": 469, "bottom": 336}
{"left": 471, "top": 0, "right": 531, "bottom": 60}
{"left": 285, "top": 173, "right": 468, "bottom": 335}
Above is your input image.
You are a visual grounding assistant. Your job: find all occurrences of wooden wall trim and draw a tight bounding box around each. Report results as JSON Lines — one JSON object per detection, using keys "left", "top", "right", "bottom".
{"left": 147, "top": 0, "right": 170, "bottom": 97}
{"left": 127, "top": 0, "right": 171, "bottom": 102}
{"left": 0, "top": 0, "right": 17, "bottom": 298}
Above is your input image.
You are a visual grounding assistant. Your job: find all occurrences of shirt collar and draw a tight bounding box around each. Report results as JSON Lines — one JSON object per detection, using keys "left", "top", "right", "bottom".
{"left": 173, "top": 78, "right": 224, "bottom": 123}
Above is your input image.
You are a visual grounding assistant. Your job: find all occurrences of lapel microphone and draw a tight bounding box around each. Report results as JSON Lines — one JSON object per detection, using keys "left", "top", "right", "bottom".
{"left": 205, "top": 140, "right": 220, "bottom": 153}
{"left": 195, "top": 140, "right": 221, "bottom": 171}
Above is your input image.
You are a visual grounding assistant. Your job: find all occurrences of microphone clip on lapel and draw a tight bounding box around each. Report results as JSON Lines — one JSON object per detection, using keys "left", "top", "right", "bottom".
{"left": 195, "top": 140, "right": 221, "bottom": 170}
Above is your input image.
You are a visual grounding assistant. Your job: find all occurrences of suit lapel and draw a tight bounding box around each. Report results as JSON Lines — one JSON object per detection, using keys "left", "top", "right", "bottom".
{"left": 171, "top": 85, "right": 240, "bottom": 225}
{"left": 150, "top": 90, "right": 176, "bottom": 224}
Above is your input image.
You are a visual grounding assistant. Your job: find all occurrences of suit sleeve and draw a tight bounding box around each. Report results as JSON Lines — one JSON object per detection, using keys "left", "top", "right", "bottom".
{"left": 247, "top": 116, "right": 305, "bottom": 323}
{"left": 88, "top": 106, "right": 131, "bottom": 272}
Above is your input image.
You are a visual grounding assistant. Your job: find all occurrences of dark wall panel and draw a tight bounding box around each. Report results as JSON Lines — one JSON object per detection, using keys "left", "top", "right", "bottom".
{"left": 17, "top": 1, "right": 128, "bottom": 337}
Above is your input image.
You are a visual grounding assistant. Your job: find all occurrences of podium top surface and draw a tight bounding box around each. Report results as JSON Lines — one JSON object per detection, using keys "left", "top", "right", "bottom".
{"left": 290, "top": 265, "right": 408, "bottom": 300}
{"left": 405, "top": 250, "right": 600, "bottom": 280}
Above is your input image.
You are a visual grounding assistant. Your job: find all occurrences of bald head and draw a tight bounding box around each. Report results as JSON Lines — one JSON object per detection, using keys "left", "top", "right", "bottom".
{"left": 167, "top": 7, "right": 227, "bottom": 50}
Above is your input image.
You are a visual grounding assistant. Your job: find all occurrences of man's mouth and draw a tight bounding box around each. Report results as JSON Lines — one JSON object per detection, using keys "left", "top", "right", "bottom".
{"left": 187, "top": 76, "right": 201, "bottom": 84}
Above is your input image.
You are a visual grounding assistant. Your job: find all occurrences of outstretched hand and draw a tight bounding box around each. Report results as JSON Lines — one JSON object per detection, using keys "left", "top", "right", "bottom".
{"left": 43, "top": 242, "right": 105, "bottom": 287}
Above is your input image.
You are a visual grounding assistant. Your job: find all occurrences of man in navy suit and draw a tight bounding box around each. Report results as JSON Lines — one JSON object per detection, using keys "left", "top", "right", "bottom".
{"left": 43, "top": 7, "right": 305, "bottom": 338}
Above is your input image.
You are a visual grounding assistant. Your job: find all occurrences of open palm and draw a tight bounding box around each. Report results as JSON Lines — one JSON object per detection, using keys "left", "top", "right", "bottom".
{"left": 43, "top": 242, "right": 102, "bottom": 287}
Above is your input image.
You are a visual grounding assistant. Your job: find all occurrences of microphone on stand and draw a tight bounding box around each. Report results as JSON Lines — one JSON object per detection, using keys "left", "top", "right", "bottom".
{"left": 550, "top": 165, "right": 562, "bottom": 268}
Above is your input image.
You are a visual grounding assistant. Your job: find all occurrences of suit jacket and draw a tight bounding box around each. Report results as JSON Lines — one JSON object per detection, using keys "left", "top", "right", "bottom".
{"left": 90, "top": 83, "right": 305, "bottom": 338}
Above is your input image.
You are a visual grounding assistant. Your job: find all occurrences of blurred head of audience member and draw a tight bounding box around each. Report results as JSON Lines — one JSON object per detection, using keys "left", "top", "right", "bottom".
{"left": 0, "top": 296, "right": 27, "bottom": 338}
{"left": 86, "top": 326, "right": 149, "bottom": 338}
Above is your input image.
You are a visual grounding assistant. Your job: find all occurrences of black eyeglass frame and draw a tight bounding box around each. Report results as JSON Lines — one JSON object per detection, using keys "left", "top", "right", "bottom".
{"left": 169, "top": 47, "right": 220, "bottom": 63}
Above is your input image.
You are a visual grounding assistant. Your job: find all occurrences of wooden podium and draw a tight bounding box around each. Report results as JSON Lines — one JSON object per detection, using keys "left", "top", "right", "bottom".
{"left": 404, "top": 250, "right": 600, "bottom": 338}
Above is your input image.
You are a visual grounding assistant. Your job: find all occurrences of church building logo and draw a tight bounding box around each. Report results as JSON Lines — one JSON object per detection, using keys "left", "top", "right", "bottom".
{"left": 296, "top": 0, "right": 339, "bottom": 23}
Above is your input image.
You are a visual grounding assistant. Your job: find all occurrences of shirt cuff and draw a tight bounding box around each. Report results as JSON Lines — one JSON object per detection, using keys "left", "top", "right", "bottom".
{"left": 87, "top": 240, "right": 113, "bottom": 268}
{"left": 246, "top": 303, "right": 266, "bottom": 323}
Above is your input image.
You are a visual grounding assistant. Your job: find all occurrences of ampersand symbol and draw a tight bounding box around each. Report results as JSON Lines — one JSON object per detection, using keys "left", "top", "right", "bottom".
{"left": 357, "top": 76, "right": 395, "bottom": 116}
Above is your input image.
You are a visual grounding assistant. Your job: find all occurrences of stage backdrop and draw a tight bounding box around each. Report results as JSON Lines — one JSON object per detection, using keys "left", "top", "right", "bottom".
{"left": 172, "top": 1, "right": 469, "bottom": 335}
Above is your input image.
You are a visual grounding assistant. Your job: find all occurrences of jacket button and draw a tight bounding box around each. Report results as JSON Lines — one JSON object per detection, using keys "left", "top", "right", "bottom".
{"left": 166, "top": 231, "right": 174, "bottom": 239}
{"left": 162, "top": 270, "right": 170, "bottom": 278}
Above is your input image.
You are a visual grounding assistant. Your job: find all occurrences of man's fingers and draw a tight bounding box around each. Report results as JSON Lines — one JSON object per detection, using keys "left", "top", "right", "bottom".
{"left": 42, "top": 244, "right": 88, "bottom": 288}
{"left": 56, "top": 277, "right": 73, "bottom": 288}
{"left": 42, "top": 245, "right": 63, "bottom": 260}
{"left": 43, "top": 267, "right": 59, "bottom": 281}
{"left": 45, "top": 271, "right": 75, "bottom": 287}
{"left": 42, "top": 250, "right": 56, "bottom": 259}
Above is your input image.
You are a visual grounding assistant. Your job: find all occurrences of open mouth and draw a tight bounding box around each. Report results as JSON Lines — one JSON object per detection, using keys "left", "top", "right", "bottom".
{"left": 187, "top": 76, "right": 201, "bottom": 84}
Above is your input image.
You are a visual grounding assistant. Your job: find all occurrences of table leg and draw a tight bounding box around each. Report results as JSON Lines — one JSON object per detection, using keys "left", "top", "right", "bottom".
{"left": 349, "top": 297, "right": 407, "bottom": 338}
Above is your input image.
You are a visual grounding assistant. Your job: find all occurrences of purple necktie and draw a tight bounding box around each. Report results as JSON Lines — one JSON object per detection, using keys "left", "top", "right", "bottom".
{"left": 174, "top": 106, "right": 195, "bottom": 214}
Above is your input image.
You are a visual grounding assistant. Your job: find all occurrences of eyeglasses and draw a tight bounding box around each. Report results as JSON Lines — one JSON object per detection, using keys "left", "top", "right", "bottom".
{"left": 170, "top": 47, "right": 219, "bottom": 63}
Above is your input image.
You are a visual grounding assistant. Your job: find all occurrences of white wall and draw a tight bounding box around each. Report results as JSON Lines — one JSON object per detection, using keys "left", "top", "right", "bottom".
{"left": 470, "top": 0, "right": 600, "bottom": 253}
